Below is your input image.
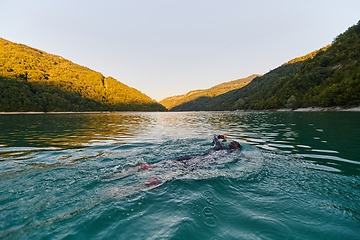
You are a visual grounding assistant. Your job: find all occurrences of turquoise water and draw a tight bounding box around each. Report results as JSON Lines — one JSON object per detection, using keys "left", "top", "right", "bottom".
{"left": 0, "top": 111, "right": 359, "bottom": 239}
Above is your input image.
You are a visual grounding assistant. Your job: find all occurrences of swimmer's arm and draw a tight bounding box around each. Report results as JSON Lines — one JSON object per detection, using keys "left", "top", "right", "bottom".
{"left": 113, "top": 163, "right": 154, "bottom": 178}
{"left": 212, "top": 134, "right": 227, "bottom": 150}
{"left": 113, "top": 165, "right": 142, "bottom": 178}
{"left": 213, "top": 134, "right": 219, "bottom": 145}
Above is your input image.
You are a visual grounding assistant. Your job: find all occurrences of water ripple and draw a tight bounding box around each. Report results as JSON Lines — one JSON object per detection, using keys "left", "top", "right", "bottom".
{"left": 0, "top": 112, "right": 359, "bottom": 239}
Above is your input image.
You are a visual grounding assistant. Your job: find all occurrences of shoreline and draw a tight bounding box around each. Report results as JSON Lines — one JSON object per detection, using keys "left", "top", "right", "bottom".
{"left": 0, "top": 106, "right": 359, "bottom": 114}
{"left": 276, "top": 106, "right": 360, "bottom": 112}
{"left": 0, "top": 111, "right": 113, "bottom": 114}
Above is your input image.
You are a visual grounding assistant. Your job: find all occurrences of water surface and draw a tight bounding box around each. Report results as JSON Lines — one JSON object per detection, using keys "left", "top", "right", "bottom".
{"left": 0, "top": 112, "right": 359, "bottom": 239}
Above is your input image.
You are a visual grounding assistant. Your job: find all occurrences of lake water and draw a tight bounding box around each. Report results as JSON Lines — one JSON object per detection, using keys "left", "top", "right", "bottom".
{"left": 0, "top": 111, "right": 359, "bottom": 239}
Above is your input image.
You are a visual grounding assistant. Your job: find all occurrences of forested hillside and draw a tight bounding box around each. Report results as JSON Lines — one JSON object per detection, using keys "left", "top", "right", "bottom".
{"left": 171, "top": 21, "right": 360, "bottom": 111}
{"left": 171, "top": 61, "right": 304, "bottom": 111}
{"left": 171, "top": 46, "right": 329, "bottom": 111}
{"left": 160, "top": 74, "right": 260, "bottom": 109}
{"left": 0, "top": 38, "right": 166, "bottom": 112}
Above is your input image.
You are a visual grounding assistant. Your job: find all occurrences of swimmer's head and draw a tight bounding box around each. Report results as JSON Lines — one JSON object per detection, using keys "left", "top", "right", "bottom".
{"left": 229, "top": 141, "right": 241, "bottom": 150}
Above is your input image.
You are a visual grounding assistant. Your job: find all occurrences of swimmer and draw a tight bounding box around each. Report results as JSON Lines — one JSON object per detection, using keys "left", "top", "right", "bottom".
{"left": 113, "top": 134, "right": 241, "bottom": 178}
{"left": 210, "top": 134, "right": 241, "bottom": 152}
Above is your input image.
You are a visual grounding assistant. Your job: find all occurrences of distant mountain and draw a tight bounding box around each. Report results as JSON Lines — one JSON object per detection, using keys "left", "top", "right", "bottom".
{"left": 0, "top": 38, "right": 166, "bottom": 112}
{"left": 170, "top": 48, "right": 327, "bottom": 111}
{"left": 160, "top": 74, "right": 260, "bottom": 110}
{"left": 170, "top": 62, "right": 304, "bottom": 111}
{"left": 171, "top": 20, "right": 360, "bottom": 111}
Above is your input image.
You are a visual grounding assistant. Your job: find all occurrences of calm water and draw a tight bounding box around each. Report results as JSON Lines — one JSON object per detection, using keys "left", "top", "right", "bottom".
{"left": 0, "top": 111, "right": 359, "bottom": 239}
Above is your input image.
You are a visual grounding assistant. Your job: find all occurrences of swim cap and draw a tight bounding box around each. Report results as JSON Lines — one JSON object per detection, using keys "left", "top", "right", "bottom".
{"left": 229, "top": 141, "right": 241, "bottom": 150}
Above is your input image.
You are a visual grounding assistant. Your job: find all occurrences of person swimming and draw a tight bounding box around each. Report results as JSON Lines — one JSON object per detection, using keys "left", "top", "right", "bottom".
{"left": 210, "top": 134, "right": 241, "bottom": 152}
{"left": 113, "top": 134, "right": 241, "bottom": 179}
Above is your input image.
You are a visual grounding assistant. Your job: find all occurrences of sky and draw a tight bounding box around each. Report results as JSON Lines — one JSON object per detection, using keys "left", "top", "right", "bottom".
{"left": 1, "top": 0, "right": 359, "bottom": 101}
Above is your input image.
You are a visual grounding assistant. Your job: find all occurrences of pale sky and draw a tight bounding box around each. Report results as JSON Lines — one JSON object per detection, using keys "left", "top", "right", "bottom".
{"left": 1, "top": 0, "right": 359, "bottom": 101}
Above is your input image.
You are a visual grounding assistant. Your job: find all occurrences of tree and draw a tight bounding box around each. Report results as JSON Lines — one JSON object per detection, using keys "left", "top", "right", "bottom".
{"left": 285, "top": 95, "right": 297, "bottom": 109}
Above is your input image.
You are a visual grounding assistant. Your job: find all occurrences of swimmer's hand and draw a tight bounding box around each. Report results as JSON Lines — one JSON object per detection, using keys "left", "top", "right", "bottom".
{"left": 218, "top": 135, "right": 227, "bottom": 140}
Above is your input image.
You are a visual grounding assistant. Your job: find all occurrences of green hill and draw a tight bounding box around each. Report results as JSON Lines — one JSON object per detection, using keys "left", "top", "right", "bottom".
{"left": 171, "top": 61, "right": 305, "bottom": 111}
{"left": 0, "top": 38, "right": 166, "bottom": 112}
{"left": 160, "top": 74, "right": 260, "bottom": 110}
{"left": 171, "top": 46, "right": 329, "bottom": 111}
{"left": 171, "top": 20, "right": 360, "bottom": 111}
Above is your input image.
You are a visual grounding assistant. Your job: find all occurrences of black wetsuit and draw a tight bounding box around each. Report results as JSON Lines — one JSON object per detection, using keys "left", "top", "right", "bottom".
{"left": 171, "top": 134, "right": 228, "bottom": 161}
{"left": 210, "top": 134, "right": 228, "bottom": 152}
{"left": 140, "top": 135, "right": 235, "bottom": 179}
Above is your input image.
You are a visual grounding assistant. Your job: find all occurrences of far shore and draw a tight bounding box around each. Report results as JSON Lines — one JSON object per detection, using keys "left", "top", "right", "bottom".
{"left": 0, "top": 111, "right": 113, "bottom": 114}
{"left": 276, "top": 106, "right": 360, "bottom": 112}
{"left": 1, "top": 106, "right": 360, "bottom": 114}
